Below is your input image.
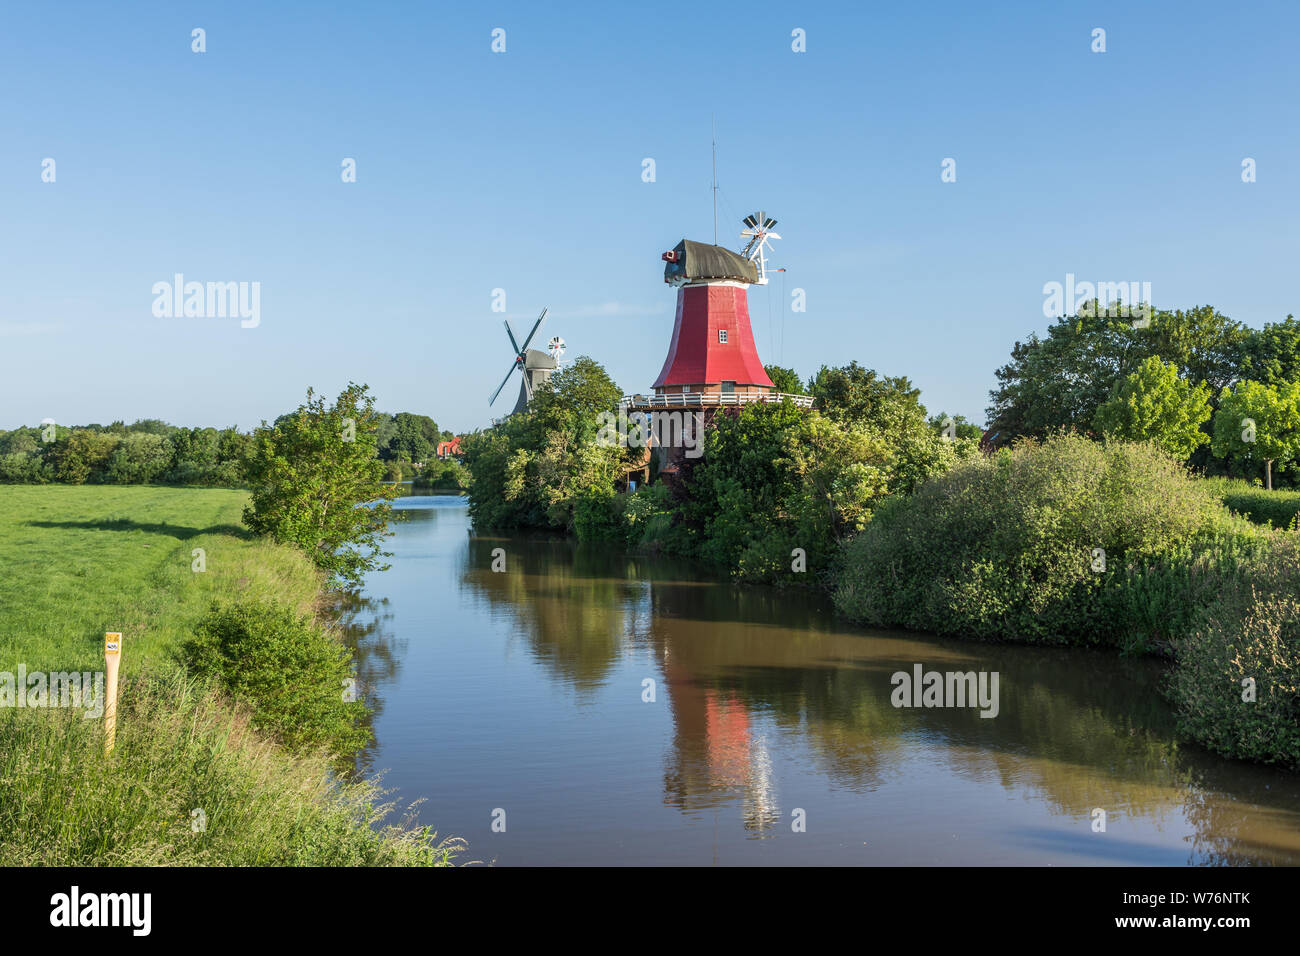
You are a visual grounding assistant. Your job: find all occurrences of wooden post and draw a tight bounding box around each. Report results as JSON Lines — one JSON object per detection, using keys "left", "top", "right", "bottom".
{"left": 104, "top": 632, "right": 121, "bottom": 754}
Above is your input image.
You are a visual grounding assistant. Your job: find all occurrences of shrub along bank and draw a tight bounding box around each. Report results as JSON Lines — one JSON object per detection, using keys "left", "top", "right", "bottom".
{"left": 833, "top": 436, "right": 1298, "bottom": 768}
{"left": 182, "top": 601, "right": 372, "bottom": 758}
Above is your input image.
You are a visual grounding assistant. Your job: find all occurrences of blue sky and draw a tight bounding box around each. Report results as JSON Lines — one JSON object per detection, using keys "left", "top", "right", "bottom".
{"left": 2, "top": 0, "right": 1298, "bottom": 433}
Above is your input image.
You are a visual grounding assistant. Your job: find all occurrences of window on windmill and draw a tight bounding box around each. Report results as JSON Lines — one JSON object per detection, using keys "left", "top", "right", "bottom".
{"left": 721, "top": 381, "right": 735, "bottom": 394}
{"left": 718, "top": 329, "right": 728, "bottom": 343}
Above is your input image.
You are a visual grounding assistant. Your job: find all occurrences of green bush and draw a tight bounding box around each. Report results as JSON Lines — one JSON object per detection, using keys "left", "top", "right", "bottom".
{"left": 1169, "top": 535, "right": 1300, "bottom": 767}
{"left": 618, "top": 483, "right": 680, "bottom": 551}
{"left": 834, "top": 435, "right": 1260, "bottom": 646}
{"left": 573, "top": 487, "right": 623, "bottom": 543}
{"left": 0, "top": 453, "right": 51, "bottom": 483}
{"left": 104, "top": 433, "right": 173, "bottom": 484}
{"left": 182, "top": 601, "right": 371, "bottom": 758}
{"left": 667, "top": 400, "right": 945, "bottom": 584}
{"left": 415, "top": 458, "right": 469, "bottom": 491}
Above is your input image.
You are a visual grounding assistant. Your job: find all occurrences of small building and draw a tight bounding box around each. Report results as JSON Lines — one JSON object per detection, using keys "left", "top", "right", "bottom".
{"left": 436, "top": 437, "right": 463, "bottom": 460}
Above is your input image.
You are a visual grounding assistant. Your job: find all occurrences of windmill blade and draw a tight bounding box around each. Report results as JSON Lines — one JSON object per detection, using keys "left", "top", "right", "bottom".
{"left": 518, "top": 308, "right": 547, "bottom": 353}
{"left": 503, "top": 320, "right": 522, "bottom": 357}
{"left": 489, "top": 363, "right": 518, "bottom": 406}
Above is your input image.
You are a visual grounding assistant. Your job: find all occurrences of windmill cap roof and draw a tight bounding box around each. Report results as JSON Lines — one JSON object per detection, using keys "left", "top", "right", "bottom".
{"left": 664, "top": 239, "right": 758, "bottom": 284}
{"left": 523, "top": 348, "right": 557, "bottom": 369}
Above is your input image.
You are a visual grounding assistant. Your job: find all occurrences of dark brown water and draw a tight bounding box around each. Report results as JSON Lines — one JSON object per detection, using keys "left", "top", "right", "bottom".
{"left": 344, "top": 494, "right": 1300, "bottom": 865}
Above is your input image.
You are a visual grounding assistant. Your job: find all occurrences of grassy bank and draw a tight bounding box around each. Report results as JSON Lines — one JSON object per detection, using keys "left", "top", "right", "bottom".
{"left": 0, "top": 485, "right": 461, "bottom": 865}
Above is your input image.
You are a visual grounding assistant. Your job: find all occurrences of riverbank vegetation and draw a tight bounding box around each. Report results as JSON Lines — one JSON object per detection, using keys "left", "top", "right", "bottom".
{"left": 830, "top": 435, "right": 1299, "bottom": 767}
{"left": 461, "top": 356, "right": 637, "bottom": 533}
{"left": 412, "top": 457, "right": 470, "bottom": 491}
{"left": 463, "top": 357, "right": 980, "bottom": 583}
{"left": 0, "top": 386, "right": 461, "bottom": 865}
{"left": 0, "top": 407, "right": 457, "bottom": 489}
{"left": 461, "top": 302, "right": 1300, "bottom": 770}
{"left": 242, "top": 383, "right": 398, "bottom": 590}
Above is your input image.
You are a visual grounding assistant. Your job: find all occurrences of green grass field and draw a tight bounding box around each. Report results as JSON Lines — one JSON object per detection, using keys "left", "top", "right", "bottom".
{"left": 0, "top": 485, "right": 321, "bottom": 672}
{"left": 0, "top": 485, "right": 462, "bottom": 866}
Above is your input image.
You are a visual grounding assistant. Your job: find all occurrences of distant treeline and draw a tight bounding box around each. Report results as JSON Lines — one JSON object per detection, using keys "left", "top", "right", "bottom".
{"left": 0, "top": 410, "right": 461, "bottom": 487}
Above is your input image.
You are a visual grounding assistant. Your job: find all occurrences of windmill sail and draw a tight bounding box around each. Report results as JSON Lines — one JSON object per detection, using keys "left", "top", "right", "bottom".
{"left": 490, "top": 308, "right": 556, "bottom": 413}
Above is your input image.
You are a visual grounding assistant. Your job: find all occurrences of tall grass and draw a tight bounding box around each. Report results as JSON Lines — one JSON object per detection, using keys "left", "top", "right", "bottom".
{"left": 0, "top": 668, "right": 463, "bottom": 865}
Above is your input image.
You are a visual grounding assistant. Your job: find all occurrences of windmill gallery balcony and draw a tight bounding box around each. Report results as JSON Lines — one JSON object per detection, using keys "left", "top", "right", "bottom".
{"left": 621, "top": 390, "right": 814, "bottom": 411}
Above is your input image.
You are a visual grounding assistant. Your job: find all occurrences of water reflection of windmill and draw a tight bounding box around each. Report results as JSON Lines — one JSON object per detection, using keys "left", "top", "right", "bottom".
{"left": 660, "top": 650, "right": 781, "bottom": 835}
{"left": 489, "top": 308, "right": 559, "bottom": 416}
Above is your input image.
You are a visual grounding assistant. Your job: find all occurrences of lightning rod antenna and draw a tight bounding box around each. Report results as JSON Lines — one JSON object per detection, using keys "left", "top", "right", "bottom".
{"left": 711, "top": 115, "right": 718, "bottom": 245}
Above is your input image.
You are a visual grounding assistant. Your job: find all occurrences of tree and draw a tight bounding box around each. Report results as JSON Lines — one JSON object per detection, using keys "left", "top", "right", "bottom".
{"left": 461, "top": 356, "right": 630, "bottom": 533}
{"left": 49, "top": 430, "right": 121, "bottom": 484}
{"left": 808, "top": 362, "right": 960, "bottom": 495}
{"left": 809, "top": 362, "right": 923, "bottom": 431}
{"left": 782, "top": 414, "right": 891, "bottom": 546}
{"left": 668, "top": 399, "right": 952, "bottom": 582}
{"left": 386, "top": 412, "right": 439, "bottom": 463}
{"left": 986, "top": 310, "right": 1147, "bottom": 440}
{"left": 928, "top": 412, "right": 983, "bottom": 441}
{"left": 168, "top": 427, "right": 219, "bottom": 481}
{"left": 1148, "top": 305, "right": 1248, "bottom": 396}
{"left": 104, "top": 432, "right": 173, "bottom": 484}
{"left": 764, "top": 364, "right": 805, "bottom": 394}
{"left": 242, "top": 383, "right": 398, "bottom": 588}
{"left": 1093, "top": 356, "right": 1213, "bottom": 461}
{"left": 1211, "top": 380, "right": 1300, "bottom": 490}
{"left": 0, "top": 428, "right": 40, "bottom": 457}
{"left": 986, "top": 305, "right": 1247, "bottom": 442}
{"left": 529, "top": 356, "right": 623, "bottom": 432}
{"left": 126, "top": 418, "right": 178, "bottom": 437}
{"left": 1241, "top": 314, "right": 1300, "bottom": 387}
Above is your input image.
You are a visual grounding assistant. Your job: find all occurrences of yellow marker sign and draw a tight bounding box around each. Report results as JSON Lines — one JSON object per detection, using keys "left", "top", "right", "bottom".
{"left": 104, "top": 632, "right": 122, "bottom": 753}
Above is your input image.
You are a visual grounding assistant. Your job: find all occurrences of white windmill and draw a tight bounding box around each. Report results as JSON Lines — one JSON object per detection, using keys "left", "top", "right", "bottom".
{"left": 547, "top": 335, "right": 567, "bottom": 368}
{"left": 740, "top": 211, "right": 781, "bottom": 284}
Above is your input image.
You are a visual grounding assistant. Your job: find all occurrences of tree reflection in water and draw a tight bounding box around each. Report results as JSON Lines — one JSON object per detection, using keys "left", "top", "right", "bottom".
{"left": 448, "top": 528, "right": 1300, "bottom": 863}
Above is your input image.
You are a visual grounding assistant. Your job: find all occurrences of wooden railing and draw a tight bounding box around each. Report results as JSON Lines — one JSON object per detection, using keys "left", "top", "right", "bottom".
{"left": 621, "top": 391, "right": 814, "bottom": 409}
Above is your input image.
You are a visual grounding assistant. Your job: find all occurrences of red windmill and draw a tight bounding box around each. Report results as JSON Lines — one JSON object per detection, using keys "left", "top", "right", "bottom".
{"left": 624, "top": 212, "right": 812, "bottom": 471}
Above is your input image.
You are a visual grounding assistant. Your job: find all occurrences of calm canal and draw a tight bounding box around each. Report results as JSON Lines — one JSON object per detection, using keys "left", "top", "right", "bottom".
{"left": 343, "top": 493, "right": 1300, "bottom": 865}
